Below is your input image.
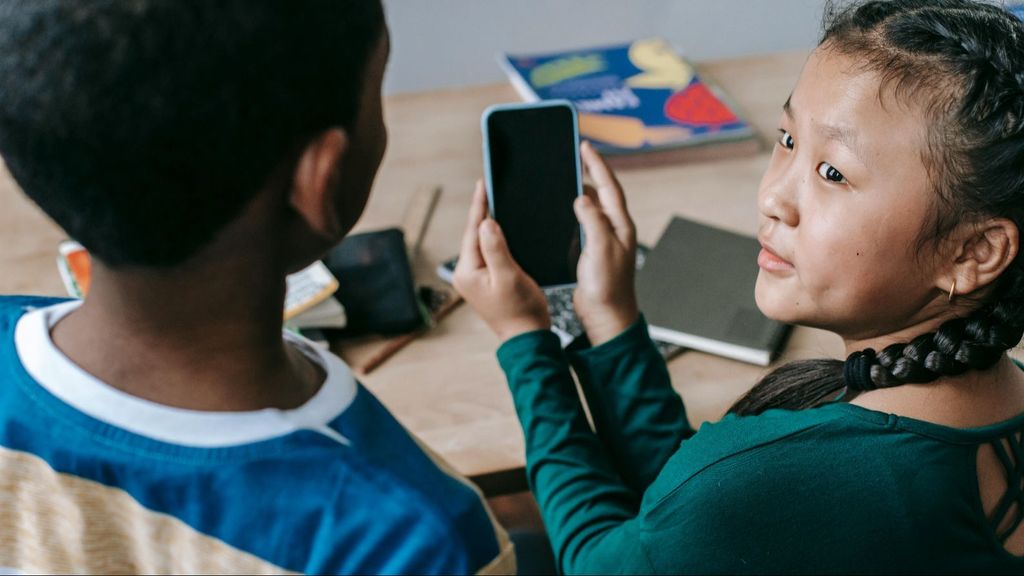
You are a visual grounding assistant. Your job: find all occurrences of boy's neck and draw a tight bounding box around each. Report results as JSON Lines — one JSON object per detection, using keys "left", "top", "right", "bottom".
{"left": 49, "top": 258, "right": 325, "bottom": 412}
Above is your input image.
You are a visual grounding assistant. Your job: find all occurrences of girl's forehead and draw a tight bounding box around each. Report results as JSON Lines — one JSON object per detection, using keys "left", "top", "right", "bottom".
{"left": 791, "top": 49, "right": 930, "bottom": 153}
{"left": 794, "top": 50, "right": 888, "bottom": 114}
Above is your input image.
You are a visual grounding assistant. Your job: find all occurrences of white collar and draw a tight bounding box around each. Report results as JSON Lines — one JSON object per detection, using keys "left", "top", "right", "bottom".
{"left": 14, "top": 300, "right": 357, "bottom": 448}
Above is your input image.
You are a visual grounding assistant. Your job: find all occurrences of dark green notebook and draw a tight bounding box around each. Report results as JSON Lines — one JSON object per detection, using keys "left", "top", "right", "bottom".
{"left": 635, "top": 216, "right": 790, "bottom": 366}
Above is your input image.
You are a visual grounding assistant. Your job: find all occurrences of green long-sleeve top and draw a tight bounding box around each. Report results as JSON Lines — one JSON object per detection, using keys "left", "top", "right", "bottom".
{"left": 496, "top": 317, "right": 1024, "bottom": 574}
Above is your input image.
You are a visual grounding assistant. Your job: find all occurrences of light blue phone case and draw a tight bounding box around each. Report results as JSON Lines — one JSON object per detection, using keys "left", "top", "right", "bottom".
{"left": 480, "top": 99, "right": 584, "bottom": 288}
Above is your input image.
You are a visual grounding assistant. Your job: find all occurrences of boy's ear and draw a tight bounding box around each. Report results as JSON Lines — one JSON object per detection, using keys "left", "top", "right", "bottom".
{"left": 289, "top": 128, "right": 349, "bottom": 241}
{"left": 943, "top": 218, "right": 1019, "bottom": 298}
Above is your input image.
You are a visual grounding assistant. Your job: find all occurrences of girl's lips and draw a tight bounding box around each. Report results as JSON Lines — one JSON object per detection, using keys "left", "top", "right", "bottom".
{"left": 757, "top": 245, "right": 795, "bottom": 272}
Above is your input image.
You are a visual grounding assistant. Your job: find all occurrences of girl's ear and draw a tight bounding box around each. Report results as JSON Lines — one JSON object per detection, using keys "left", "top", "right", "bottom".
{"left": 289, "top": 128, "right": 349, "bottom": 242}
{"left": 944, "top": 218, "right": 1019, "bottom": 298}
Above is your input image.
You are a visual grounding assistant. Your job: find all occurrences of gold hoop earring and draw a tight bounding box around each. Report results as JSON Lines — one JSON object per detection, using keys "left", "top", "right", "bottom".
{"left": 948, "top": 279, "right": 957, "bottom": 303}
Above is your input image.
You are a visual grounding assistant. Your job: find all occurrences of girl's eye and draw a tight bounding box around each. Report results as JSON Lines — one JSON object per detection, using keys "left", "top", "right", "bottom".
{"left": 777, "top": 129, "right": 794, "bottom": 150}
{"left": 817, "top": 162, "right": 847, "bottom": 183}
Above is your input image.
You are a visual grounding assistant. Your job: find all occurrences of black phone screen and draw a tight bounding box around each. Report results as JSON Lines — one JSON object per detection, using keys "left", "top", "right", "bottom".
{"left": 486, "top": 104, "right": 581, "bottom": 287}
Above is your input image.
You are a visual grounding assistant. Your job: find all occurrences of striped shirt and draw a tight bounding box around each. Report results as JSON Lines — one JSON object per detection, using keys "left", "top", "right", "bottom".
{"left": 0, "top": 296, "right": 514, "bottom": 574}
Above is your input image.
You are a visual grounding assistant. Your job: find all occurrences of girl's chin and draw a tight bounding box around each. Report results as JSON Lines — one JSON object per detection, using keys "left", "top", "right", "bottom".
{"left": 754, "top": 277, "right": 805, "bottom": 325}
{"left": 756, "top": 301, "right": 799, "bottom": 324}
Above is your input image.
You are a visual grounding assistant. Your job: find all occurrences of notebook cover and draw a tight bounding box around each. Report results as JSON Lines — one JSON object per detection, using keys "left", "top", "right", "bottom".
{"left": 499, "top": 38, "right": 759, "bottom": 169}
{"left": 635, "top": 216, "right": 790, "bottom": 365}
{"left": 321, "top": 228, "right": 425, "bottom": 337}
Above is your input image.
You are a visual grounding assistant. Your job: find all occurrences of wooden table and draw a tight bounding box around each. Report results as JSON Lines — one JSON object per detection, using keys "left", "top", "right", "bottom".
{"left": 337, "top": 49, "right": 849, "bottom": 493}
{"left": 0, "top": 49, "right": 845, "bottom": 494}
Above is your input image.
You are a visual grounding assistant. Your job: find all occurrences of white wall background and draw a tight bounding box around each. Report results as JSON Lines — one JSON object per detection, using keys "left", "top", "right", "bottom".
{"left": 382, "top": 0, "right": 830, "bottom": 95}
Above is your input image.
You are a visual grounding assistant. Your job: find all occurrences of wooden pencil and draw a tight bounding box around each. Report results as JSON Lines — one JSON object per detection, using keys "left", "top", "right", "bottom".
{"left": 356, "top": 293, "right": 464, "bottom": 376}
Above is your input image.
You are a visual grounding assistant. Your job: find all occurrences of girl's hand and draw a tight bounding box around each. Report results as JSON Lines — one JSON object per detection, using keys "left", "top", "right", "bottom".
{"left": 453, "top": 181, "right": 551, "bottom": 342}
{"left": 573, "top": 142, "right": 639, "bottom": 346}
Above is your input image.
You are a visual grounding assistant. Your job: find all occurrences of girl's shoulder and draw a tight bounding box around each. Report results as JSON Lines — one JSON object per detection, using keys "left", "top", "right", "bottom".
{"left": 642, "top": 402, "right": 1024, "bottom": 510}
{"left": 678, "top": 402, "right": 876, "bottom": 462}
{"left": 693, "top": 400, "right": 1024, "bottom": 453}
{"left": 637, "top": 404, "right": 1024, "bottom": 570}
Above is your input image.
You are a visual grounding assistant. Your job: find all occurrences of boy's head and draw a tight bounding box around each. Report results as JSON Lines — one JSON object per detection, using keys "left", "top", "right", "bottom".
{"left": 0, "top": 0, "right": 387, "bottom": 268}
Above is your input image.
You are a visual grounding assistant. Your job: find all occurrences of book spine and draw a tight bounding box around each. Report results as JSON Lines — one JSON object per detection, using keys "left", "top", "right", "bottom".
{"left": 600, "top": 137, "right": 762, "bottom": 170}
{"left": 496, "top": 53, "right": 540, "bottom": 103}
{"left": 647, "top": 325, "right": 771, "bottom": 366}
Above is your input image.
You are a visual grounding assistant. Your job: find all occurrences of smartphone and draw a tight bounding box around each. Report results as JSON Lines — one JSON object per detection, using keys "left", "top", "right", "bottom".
{"left": 481, "top": 100, "right": 583, "bottom": 288}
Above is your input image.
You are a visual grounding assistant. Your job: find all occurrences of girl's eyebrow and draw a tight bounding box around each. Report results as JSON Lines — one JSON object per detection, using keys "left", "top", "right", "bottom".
{"left": 782, "top": 95, "right": 867, "bottom": 164}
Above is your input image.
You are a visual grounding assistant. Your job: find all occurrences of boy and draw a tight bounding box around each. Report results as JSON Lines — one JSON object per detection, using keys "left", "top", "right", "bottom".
{"left": 0, "top": 1, "right": 513, "bottom": 573}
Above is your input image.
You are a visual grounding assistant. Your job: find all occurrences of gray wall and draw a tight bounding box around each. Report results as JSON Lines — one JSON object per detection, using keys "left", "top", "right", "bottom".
{"left": 382, "top": 0, "right": 829, "bottom": 95}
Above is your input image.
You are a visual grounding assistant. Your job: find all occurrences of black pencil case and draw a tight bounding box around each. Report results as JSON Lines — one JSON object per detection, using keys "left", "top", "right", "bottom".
{"left": 321, "top": 228, "right": 426, "bottom": 337}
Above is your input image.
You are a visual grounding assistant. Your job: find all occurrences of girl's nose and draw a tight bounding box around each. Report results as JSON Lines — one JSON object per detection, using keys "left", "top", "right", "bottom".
{"left": 758, "top": 168, "right": 800, "bottom": 228}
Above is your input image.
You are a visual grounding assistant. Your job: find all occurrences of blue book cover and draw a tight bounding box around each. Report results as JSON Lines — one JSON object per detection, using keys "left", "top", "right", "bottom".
{"left": 1012, "top": 3, "right": 1024, "bottom": 21}
{"left": 500, "top": 38, "right": 756, "bottom": 163}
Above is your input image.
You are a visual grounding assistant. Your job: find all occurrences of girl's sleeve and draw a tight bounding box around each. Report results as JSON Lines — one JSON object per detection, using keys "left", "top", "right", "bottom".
{"left": 565, "top": 316, "right": 693, "bottom": 494}
{"left": 496, "top": 320, "right": 683, "bottom": 573}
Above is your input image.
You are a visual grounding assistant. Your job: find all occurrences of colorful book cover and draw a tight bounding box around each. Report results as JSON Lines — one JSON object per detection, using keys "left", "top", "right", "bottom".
{"left": 57, "top": 240, "right": 91, "bottom": 298}
{"left": 500, "top": 38, "right": 755, "bottom": 158}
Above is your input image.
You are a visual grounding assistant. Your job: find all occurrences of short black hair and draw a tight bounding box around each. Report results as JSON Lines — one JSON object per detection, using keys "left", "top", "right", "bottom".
{"left": 0, "top": 0, "right": 385, "bottom": 267}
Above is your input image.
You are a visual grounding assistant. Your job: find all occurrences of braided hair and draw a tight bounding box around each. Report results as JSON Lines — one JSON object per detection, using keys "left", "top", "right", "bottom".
{"left": 730, "top": 0, "right": 1024, "bottom": 416}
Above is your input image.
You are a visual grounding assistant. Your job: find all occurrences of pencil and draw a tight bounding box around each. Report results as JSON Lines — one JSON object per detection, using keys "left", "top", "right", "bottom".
{"left": 356, "top": 293, "right": 464, "bottom": 376}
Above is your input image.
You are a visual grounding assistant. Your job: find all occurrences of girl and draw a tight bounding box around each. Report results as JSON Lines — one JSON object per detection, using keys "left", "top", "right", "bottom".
{"left": 454, "top": 0, "right": 1024, "bottom": 572}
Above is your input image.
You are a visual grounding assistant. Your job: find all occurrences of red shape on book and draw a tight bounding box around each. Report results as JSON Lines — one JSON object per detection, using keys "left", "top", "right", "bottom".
{"left": 664, "top": 83, "right": 737, "bottom": 126}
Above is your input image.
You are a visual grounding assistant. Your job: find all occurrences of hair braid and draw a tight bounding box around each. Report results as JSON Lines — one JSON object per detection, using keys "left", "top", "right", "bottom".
{"left": 846, "top": 259, "right": 1024, "bottom": 391}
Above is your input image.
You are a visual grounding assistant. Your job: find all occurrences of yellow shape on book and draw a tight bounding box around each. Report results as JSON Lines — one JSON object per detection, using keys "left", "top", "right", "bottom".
{"left": 626, "top": 38, "right": 695, "bottom": 90}
{"left": 579, "top": 112, "right": 691, "bottom": 149}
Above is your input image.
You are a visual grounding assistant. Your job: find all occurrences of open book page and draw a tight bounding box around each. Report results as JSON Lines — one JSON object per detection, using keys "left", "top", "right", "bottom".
{"left": 283, "top": 261, "right": 340, "bottom": 320}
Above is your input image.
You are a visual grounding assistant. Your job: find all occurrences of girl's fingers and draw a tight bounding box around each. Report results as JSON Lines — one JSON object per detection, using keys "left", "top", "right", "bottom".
{"left": 581, "top": 142, "right": 635, "bottom": 246}
{"left": 458, "top": 180, "right": 488, "bottom": 271}
{"left": 574, "top": 194, "right": 614, "bottom": 253}
{"left": 478, "top": 219, "right": 519, "bottom": 282}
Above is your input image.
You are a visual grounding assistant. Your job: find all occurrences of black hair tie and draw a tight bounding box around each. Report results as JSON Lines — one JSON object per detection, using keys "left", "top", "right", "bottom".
{"left": 844, "top": 348, "right": 877, "bottom": 391}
